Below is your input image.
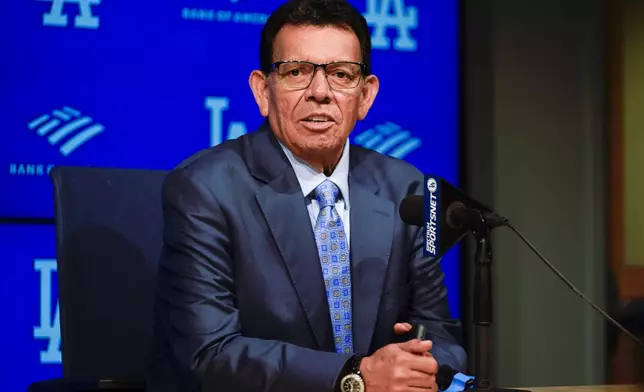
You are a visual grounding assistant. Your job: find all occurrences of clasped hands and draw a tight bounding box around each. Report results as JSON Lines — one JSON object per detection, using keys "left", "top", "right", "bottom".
{"left": 359, "top": 322, "right": 438, "bottom": 392}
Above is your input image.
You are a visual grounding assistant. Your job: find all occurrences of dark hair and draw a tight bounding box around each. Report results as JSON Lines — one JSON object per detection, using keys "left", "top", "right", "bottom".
{"left": 260, "top": 0, "right": 372, "bottom": 76}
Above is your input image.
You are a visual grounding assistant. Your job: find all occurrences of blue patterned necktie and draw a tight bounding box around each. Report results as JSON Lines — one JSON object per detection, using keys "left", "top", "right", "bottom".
{"left": 313, "top": 179, "right": 354, "bottom": 354}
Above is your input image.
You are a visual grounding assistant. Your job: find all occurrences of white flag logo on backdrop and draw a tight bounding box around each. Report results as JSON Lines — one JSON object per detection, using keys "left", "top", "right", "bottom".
{"left": 353, "top": 122, "right": 421, "bottom": 159}
{"left": 27, "top": 106, "right": 105, "bottom": 157}
{"left": 42, "top": 0, "right": 101, "bottom": 29}
{"left": 364, "top": 0, "right": 418, "bottom": 51}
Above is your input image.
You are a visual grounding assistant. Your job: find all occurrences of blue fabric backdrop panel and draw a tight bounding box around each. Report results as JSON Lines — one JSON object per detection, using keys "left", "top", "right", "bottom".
{"left": 0, "top": 1, "right": 461, "bottom": 390}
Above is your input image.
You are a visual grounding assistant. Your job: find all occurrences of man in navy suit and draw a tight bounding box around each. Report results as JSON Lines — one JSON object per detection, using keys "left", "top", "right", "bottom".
{"left": 148, "top": 1, "right": 467, "bottom": 391}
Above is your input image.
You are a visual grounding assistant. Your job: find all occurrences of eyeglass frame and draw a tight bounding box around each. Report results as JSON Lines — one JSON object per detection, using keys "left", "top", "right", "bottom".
{"left": 269, "top": 60, "right": 368, "bottom": 90}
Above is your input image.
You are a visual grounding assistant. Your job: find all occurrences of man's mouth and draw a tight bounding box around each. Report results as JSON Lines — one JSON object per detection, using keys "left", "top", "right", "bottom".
{"left": 302, "top": 115, "right": 333, "bottom": 123}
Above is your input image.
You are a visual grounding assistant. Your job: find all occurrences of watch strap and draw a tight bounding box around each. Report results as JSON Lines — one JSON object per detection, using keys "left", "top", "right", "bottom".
{"left": 335, "top": 355, "right": 364, "bottom": 392}
{"left": 347, "top": 355, "right": 364, "bottom": 375}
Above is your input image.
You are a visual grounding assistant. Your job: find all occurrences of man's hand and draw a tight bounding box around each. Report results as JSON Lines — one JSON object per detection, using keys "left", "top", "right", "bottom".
{"left": 359, "top": 339, "right": 438, "bottom": 392}
{"left": 394, "top": 323, "right": 431, "bottom": 357}
{"left": 394, "top": 322, "right": 413, "bottom": 336}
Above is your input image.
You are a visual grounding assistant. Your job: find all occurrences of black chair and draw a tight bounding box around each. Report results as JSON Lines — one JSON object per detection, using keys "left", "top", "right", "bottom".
{"left": 28, "top": 166, "right": 169, "bottom": 392}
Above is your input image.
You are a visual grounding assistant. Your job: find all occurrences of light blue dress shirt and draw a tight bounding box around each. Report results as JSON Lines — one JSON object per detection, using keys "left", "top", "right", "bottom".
{"left": 279, "top": 140, "right": 351, "bottom": 244}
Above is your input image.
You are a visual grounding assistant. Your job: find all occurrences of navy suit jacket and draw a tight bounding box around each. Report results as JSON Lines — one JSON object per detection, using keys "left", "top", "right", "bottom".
{"left": 147, "top": 123, "right": 466, "bottom": 392}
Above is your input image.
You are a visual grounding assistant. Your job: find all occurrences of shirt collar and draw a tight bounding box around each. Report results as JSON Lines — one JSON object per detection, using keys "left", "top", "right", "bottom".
{"left": 279, "top": 139, "right": 350, "bottom": 209}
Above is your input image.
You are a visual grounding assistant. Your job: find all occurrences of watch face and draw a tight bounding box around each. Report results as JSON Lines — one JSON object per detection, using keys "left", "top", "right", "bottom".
{"left": 341, "top": 374, "right": 365, "bottom": 392}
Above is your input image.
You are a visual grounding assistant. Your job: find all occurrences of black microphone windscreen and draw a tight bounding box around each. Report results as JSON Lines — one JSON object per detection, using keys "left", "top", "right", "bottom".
{"left": 436, "top": 364, "right": 459, "bottom": 391}
{"left": 399, "top": 195, "right": 424, "bottom": 226}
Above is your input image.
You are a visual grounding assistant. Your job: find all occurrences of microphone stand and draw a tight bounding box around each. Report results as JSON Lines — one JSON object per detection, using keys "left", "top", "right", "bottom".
{"left": 468, "top": 212, "right": 528, "bottom": 392}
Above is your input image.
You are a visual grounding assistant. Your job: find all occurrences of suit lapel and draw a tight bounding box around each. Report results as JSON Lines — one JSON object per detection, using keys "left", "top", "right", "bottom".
{"left": 250, "top": 126, "right": 334, "bottom": 350}
{"left": 247, "top": 125, "right": 394, "bottom": 354}
{"left": 349, "top": 152, "right": 395, "bottom": 355}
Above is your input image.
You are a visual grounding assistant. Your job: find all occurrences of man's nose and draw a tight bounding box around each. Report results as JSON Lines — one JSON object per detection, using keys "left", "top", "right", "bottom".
{"left": 306, "top": 68, "right": 332, "bottom": 102}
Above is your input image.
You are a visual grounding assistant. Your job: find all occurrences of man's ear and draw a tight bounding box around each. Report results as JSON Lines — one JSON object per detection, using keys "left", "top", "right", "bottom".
{"left": 357, "top": 74, "right": 380, "bottom": 120}
{"left": 249, "top": 70, "right": 270, "bottom": 117}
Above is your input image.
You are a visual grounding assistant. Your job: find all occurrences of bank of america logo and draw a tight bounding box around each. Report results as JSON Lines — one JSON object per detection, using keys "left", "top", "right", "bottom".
{"left": 28, "top": 106, "right": 104, "bottom": 156}
{"left": 353, "top": 122, "right": 421, "bottom": 159}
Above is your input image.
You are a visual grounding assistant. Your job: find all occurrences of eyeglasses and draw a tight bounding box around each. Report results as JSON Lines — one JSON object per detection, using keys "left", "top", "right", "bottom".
{"left": 271, "top": 60, "right": 366, "bottom": 90}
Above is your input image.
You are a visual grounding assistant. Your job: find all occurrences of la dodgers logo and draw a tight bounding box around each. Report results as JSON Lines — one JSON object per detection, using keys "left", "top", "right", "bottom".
{"left": 206, "top": 97, "right": 248, "bottom": 147}
{"left": 33, "top": 259, "right": 62, "bottom": 364}
{"left": 42, "top": 0, "right": 101, "bottom": 29}
{"left": 363, "top": 0, "right": 418, "bottom": 51}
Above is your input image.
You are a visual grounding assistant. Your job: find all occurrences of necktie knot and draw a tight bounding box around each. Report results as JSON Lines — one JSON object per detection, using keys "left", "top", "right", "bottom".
{"left": 314, "top": 179, "right": 340, "bottom": 208}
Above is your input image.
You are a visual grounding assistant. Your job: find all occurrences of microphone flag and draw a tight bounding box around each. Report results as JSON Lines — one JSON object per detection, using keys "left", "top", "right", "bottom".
{"left": 422, "top": 174, "right": 493, "bottom": 258}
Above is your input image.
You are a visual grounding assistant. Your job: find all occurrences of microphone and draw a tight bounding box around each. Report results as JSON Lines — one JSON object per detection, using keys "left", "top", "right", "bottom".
{"left": 398, "top": 175, "right": 507, "bottom": 260}
{"left": 400, "top": 196, "right": 507, "bottom": 231}
{"left": 399, "top": 174, "right": 644, "bottom": 391}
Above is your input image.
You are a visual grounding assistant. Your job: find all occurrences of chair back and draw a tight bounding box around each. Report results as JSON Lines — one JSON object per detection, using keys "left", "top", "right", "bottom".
{"left": 50, "top": 166, "right": 169, "bottom": 381}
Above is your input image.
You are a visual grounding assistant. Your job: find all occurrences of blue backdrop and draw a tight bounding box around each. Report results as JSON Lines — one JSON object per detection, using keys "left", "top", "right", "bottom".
{"left": 0, "top": 0, "right": 460, "bottom": 390}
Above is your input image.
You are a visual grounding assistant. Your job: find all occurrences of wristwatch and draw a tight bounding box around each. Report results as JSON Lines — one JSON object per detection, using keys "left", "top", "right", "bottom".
{"left": 338, "top": 355, "right": 365, "bottom": 392}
